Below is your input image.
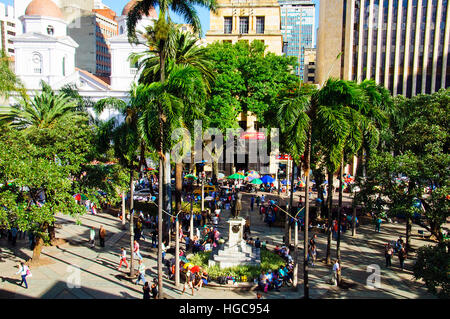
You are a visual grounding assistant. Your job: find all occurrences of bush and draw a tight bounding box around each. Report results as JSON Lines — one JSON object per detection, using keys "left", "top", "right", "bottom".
{"left": 187, "top": 249, "right": 286, "bottom": 282}
{"left": 413, "top": 243, "right": 450, "bottom": 298}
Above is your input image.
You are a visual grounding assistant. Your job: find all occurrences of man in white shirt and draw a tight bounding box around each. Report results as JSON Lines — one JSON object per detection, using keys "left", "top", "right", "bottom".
{"left": 332, "top": 259, "right": 340, "bottom": 286}
{"left": 212, "top": 214, "right": 219, "bottom": 226}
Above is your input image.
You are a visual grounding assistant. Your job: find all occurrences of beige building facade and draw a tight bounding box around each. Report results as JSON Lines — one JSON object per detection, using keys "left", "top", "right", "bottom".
{"left": 205, "top": 0, "right": 283, "bottom": 55}
{"left": 316, "top": 0, "right": 450, "bottom": 97}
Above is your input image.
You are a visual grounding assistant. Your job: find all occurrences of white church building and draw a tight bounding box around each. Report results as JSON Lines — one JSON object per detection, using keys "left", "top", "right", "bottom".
{"left": 11, "top": 0, "right": 156, "bottom": 120}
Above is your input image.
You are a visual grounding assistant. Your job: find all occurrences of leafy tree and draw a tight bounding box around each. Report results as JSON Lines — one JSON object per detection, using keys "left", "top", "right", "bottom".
{"left": 413, "top": 243, "right": 449, "bottom": 298}
{"left": 205, "top": 40, "right": 299, "bottom": 130}
{"left": 0, "top": 50, "right": 25, "bottom": 100}
{"left": 356, "top": 89, "right": 450, "bottom": 246}
{"left": 0, "top": 126, "right": 86, "bottom": 263}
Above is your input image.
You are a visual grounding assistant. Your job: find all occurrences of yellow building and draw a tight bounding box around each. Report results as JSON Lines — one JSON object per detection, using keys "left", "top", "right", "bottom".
{"left": 205, "top": 0, "right": 283, "bottom": 55}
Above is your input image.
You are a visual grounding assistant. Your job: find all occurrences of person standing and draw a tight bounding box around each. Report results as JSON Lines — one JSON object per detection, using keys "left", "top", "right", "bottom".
{"left": 133, "top": 240, "right": 143, "bottom": 260}
{"left": 117, "top": 247, "right": 129, "bottom": 270}
{"left": 398, "top": 247, "right": 407, "bottom": 270}
{"left": 16, "top": 262, "right": 31, "bottom": 289}
{"left": 151, "top": 280, "right": 158, "bottom": 299}
{"left": 250, "top": 196, "right": 255, "bottom": 212}
{"left": 11, "top": 227, "right": 18, "bottom": 246}
{"left": 332, "top": 259, "right": 340, "bottom": 286}
{"left": 135, "top": 259, "right": 146, "bottom": 285}
{"left": 143, "top": 282, "right": 151, "bottom": 299}
{"left": 161, "top": 241, "right": 167, "bottom": 263}
{"left": 384, "top": 243, "right": 393, "bottom": 268}
{"left": 99, "top": 225, "right": 106, "bottom": 247}
{"left": 89, "top": 226, "right": 95, "bottom": 248}
{"left": 256, "top": 196, "right": 261, "bottom": 208}
{"left": 375, "top": 217, "right": 382, "bottom": 232}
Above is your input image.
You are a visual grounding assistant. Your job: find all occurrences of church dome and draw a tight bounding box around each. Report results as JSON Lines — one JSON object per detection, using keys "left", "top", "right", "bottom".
{"left": 122, "top": 0, "right": 157, "bottom": 18}
{"left": 25, "top": 0, "right": 63, "bottom": 19}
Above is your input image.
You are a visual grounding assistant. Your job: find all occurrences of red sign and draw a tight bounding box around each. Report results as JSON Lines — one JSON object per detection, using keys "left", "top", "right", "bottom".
{"left": 240, "top": 131, "right": 266, "bottom": 140}
{"left": 277, "top": 154, "right": 293, "bottom": 160}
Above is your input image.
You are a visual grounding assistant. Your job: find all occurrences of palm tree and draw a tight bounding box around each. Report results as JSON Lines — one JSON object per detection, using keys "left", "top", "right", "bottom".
{"left": 94, "top": 84, "right": 151, "bottom": 277}
{"left": 277, "top": 84, "right": 312, "bottom": 291}
{"left": 0, "top": 81, "right": 79, "bottom": 130}
{"left": 127, "top": 2, "right": 215, "bottom": 296}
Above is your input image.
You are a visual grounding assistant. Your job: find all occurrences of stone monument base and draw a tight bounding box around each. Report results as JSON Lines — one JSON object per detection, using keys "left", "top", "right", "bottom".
{"left": 208, "top": 217, "right": 261, "bottom": 269}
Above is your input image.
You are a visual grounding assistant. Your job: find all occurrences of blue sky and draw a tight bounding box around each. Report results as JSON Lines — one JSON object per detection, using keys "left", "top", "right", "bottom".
{"left": 1, "top": 0, "right": 319, "bottom": 40}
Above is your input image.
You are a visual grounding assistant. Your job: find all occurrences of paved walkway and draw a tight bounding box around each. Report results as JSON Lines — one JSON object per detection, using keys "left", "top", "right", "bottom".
{"left": 0, "top": 190, "right": 441, "bottom": 299}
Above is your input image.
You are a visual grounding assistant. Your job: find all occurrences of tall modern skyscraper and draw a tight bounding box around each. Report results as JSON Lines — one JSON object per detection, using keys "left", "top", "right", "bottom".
{"left": 278, "top": 0, "right": 315, "bottom": 76}
{"left": 316, "top": 0, "right": 450, "bottom": 97}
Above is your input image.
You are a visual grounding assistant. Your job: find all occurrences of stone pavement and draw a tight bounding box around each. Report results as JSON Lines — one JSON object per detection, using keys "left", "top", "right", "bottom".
{"left": 0, "top": 190, "right": 442, "bottom": 299}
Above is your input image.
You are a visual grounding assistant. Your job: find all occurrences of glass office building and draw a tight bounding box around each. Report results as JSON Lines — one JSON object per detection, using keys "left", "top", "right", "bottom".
{"left": 279, "top": 0, "right": 315, "bottom": 76}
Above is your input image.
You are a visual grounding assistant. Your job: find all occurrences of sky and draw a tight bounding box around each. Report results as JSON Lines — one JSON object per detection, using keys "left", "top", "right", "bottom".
{"left": 1, "top": 0, "right": 320, "bottom": 41}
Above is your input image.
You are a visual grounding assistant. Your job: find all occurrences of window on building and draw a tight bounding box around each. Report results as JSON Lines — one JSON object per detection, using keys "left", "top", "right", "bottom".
{"left": 32, "top": 53, "right": 42, "bottom": 74}
{"left": 239, "top": 17, "right": 249, "bottom": 34}
{"left": 47, "top": 25, "right": 54, "bottom": 35}
{"left": 62, "top": 57, "right": 66, "bottom": 76}
{"left": 224, "top": 17, "right": 232, "bottom": 34}
{"left": 256, "top": 17, "right": 265, "bottom": 34}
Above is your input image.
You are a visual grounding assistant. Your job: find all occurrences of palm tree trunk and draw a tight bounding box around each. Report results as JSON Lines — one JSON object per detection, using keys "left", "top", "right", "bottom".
{"left": 157, "top": 36, "right": 166, "bottom": 299}
{"left": 326, "top": 171, "right": 334, "bottom": 265}
{"left": 336, "top": 157, "right": 344, "bottom": 261}
{"left": 289, "top": 160, "right": 296, "bottom": 244}
{"left": 122, "top": 190, "right": 126, "bottom": 229}
{"left": 129, "top": 170, "right": 135, "bottom": 277}
{"left": 285, "top": 159, "right": 291, "bottom": 245}
{"left": 302, "top": 127, "right": 312, "bottom": 298}
{"left": 190, "top": 199, "right": 194, "bottom": 240}
{"left": 175, "top": 216, "right": 180, "bottom": 286}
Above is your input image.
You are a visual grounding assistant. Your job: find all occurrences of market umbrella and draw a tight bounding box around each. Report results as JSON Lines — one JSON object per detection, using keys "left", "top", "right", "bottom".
{"left": 218, "top": 173, "right": 225, "bottom": 179}
{"left": 184, "top": 174, "right": 198, "bottom": 180}
{"left": 281, "top": 179, "right": 291, "bottom": 185}
{"left": 73, "top": 194, "right": 81, "bottom": 201}
{"left": 227, "top": 173, "right": 245, "bottom": 180}
{"left": 298, "top": 180, "right": 305, "bottom": 187}
{"left": 190, "top": 265, "right": 200, "bottom": 273}
{"left": 205, "top": 196, "right": 214, "bottom": 201}
{"left": 261, "top": 175, "right": 275, "bottom": 184}
{"left": 250, "top": 178, "right": 263, "bottom": 185}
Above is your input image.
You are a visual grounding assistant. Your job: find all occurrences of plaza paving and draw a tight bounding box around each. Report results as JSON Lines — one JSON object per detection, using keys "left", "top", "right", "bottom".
{"left": 0, "top": 191, "right": 442, "bottom": 299}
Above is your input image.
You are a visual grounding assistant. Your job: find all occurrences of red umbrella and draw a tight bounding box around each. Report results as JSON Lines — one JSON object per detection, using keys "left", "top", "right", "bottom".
{"left": 73, "top": 194, "right": 81, "bottom": 201}
{"left": 190, "top": 265, "right": 200, "bottom": 273}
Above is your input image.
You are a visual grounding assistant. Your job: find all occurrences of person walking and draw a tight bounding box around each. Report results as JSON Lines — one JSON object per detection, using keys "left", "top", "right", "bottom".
{"left": 99, "top": 225, "right": 106, "bottom": 247}
{"left": 133, "top": 240, "right": 143, "bottom": 260}
{"left": 398, "top": 247, "right": 407, "bottom": 270}
{"left": 181, "top": 269, "right": 195, "bottom": 296}
{"left": 256, "top": 196, "right": 261, "bottom": 208}
{"left": 89, "top": 226, "right": 95, "bottom": 248}
{"left": 16, "top": 262, "right": 31, "bottom": 289}
{"left": 143, "top": 282, "right": 151, "bottom": 299}
{"left": 117, "top": 247, "right": 129, "bottom": 270}
{"left": 375, "top": 217, "right": 382, "bottom": 232}
{"left": 384, "top": 243, "right": 393, "bottom": 268}
{"left": 309, "top": 244, "right": 317, "bottom": 267}
{"left": 135, "top": 259, "right": 146, "bottom": 285}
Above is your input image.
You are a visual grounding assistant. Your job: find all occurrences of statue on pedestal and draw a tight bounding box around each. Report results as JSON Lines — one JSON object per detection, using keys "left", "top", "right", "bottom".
{"left": 233, "top": 191, "right": 242, "bottom": 217}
